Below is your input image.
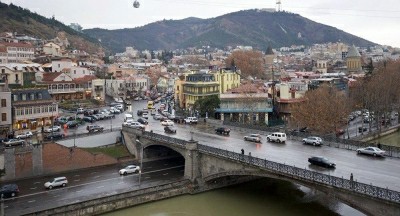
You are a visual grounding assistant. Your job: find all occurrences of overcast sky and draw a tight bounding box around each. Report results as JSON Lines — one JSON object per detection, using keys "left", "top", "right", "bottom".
{"left": 3, "top": 0, "right": 400, "bottom": 47}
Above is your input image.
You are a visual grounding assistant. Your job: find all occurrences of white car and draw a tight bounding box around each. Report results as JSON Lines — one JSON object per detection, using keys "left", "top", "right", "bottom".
{"left": 161, "top": 120, "right": 174, "bottom": 126}
{"left": 302, "top": 136, "right": 323, "bottom": 146}
{"left": 119, "top": 165, "right": 140, "bottom": 175}
{"left": 15, "top": 131, "right": 33, "bottom": 139}
{"left": 244, "top": 134, "right": 261, "bottom": 142}
{"left": 44, "top": 177, "right": 68, "bottom": 189}
{"left": 44, "top": 126, "right": 61, "bottom": 133}
{"left": 127, "top": 122, "right": 145, "bottom": 129}
{"left": 357, "top": 147, "right": 385, "bottom": 157}
{"left": 142, "top": 113, "right": 149, "bottom": 119}
{"left": 266, "top": 132, "right": 287, "bottom": 143}
{"left": 184, "top": 117, "right": 198, "bottom": 124}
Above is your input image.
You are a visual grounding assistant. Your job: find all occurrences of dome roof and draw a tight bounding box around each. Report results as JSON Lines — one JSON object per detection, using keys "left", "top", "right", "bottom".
{"left": 347, "top": 45, "right": 361, "bottom": 57}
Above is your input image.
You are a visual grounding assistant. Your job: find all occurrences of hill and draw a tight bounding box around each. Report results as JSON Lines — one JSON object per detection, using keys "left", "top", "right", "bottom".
{"left": 0, "top": 2, "right": 101, "bottom": 54}
{"left": 85, "top": 9, "right": 376, "bottom": 52}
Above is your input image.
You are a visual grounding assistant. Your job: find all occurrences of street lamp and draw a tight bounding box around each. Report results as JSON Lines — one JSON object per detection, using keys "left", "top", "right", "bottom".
{"left": 136, "top": 139, "right": 144, "bottom": 186}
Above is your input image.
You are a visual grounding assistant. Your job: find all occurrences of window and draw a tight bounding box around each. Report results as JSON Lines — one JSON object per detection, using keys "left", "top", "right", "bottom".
{"left": 74, "top": 70, "right": 76, "bottom": 74}
{"left": 1, "top": 69, "right": 4, "bottom": 73}
{"left": 1, "top": 113, "right": 6, "bottom": 121}
{"left": 22, "top": 94, "right": 26, "bottom": 100}
{"left": 30, "top": 93, "right": 34, "bottom": 100}
{"left": 38, "top": 93, "right": 42, "bottom": 99}
{"left": 1, "top": 99, "right": 6, "bottom": 107}
{"left": 13, "top": 95, "right": 18, "bottom": 101}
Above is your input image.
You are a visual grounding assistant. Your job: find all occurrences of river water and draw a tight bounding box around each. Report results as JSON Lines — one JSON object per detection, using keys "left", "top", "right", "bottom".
{"left": 103, "top": 179, "right": 364, "bottom": 216}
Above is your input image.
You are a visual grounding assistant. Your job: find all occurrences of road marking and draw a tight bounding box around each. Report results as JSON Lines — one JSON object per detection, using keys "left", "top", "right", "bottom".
{"left": 93, "top": 176, "right": 100, "bottom": 179}
{"left": 28, "top": 200, "right": 36, "bottom": 203}
{"left": 163, "top": 173, "right": 168, "bottom": 176}
{"left": 117, "top": 182, "right": 124, "bottom": 184}
{"left": 74, "top": 179, "right": 80, "bottom": 182}
{"left": 76, "top": 190, "right": 82, "bottom": 193}
{"left": 30, "top": 187, "right": 37, "bottom": 190}
{"left": 96, "top": 186, "right": 105, "bottom": 189}
{"left": 74, "top": 174, "right": 80, "bottom": 177}
{"left": 145, "top": 177, "right": 151, "bottom": 179}
{"left": 13, "top": 165, "right": 185, "bottom": 199}
{"left": 34, "top": 182, "right": 41, "bottom": 184}
{"left": 53, "top": 195, "right": 60, "bottom": 198}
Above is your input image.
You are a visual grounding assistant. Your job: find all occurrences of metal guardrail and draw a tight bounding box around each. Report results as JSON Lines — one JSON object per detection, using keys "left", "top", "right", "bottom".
{"left": 223, "top": 121, "right": 400, "bottom": 158}
{"left": 197, "top": 144, "right": 400, "bottom": 204}
{"left": 141, "top": 131, "right": 187, "bottom": 146}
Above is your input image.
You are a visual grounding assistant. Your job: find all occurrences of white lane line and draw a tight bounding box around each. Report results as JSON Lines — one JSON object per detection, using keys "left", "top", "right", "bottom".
{"left": 74, "top": 174, "right": 80, "bottom": 177}
{"left": 96, "top": 186, "right": 105, "bottom": 189}
{"left": 163, "top": 163, "right": 168, "bottom": 166}
{"left": 74, "top": 179, "right": 80, "bottom": 182}
{"left": 15, "top": 165, "right": 185, "bottom": 199}
{"left": 162, "top": 173, "right": 168, "bottom": 176}
{"left": 34, "top": 182, "right": 41, "bottom": 184}
{"left": 30, "top": 187, "right": 37, "bottom": 190}
{"left": 53, "top": 195, "right": 60, "bottom": 198}
{"left": 76, "top": 190, "right": 82, "bottom": 193}
{"left": 28, "top": 200, "right": 36, "bottom": 203}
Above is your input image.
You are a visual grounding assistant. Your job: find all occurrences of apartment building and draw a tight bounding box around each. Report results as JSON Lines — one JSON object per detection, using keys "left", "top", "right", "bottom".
{"left": 0, "top": 42, "right": 35, "bottom": 63}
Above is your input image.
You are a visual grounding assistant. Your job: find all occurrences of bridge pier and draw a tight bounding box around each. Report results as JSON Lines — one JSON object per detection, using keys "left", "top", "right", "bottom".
{"left": 184, "top": 140, "right": 200, "bottom": 183}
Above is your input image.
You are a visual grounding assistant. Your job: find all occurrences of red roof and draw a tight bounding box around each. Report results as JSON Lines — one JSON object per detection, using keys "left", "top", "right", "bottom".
{"left": 42, "top": 72, "right": 64, "bottom": 82}
{"left": 74, "top": 75, "right": 97, "bottom": 84}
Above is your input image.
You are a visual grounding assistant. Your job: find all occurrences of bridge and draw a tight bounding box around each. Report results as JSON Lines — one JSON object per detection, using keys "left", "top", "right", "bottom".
{"left": 122, "top": 126, "right": 400, "bottom": 216}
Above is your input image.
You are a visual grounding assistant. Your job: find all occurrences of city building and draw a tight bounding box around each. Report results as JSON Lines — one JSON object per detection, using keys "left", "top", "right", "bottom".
{"left": 11, "top": 88, "right": 57, "bottom": 131}
{"left": 0, "top": 63, "right": 43, "bottom": 87}
{"left": 275, "top": 82, "right": 308, "bottom": 121}
{"left": 52, "top": 59, "right": 94, "bottom": 79}
{"left": 105, "top": 75, "right": 148, "bottom": 100}
{"left": 43, "top": 42, "right": 62, "bottom": 57}
{"left": 0, "top": 82, "right": 12, "bottom": 138}
{"left": 0, "top": 42, "right": 35, "bottom": 63}
{"left": 346, "top": 45, "right": 362, "bottom": 73}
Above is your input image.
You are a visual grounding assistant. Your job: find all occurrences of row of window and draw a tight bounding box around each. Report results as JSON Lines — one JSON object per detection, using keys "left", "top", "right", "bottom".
{"left": 15, "top": 105, "right": 56, "bottom": 116}
{"left": 7, "top": 47, "right": 34, "bottom": 52}
{"left": 13, "top": 93, "right": 43, "bottom": 101}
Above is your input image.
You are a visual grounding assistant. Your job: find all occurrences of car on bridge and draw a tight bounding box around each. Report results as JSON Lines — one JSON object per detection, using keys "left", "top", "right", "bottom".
{"left": 15, "top": 131, "right": 33, "bottom": 139}
{"left": 266, "top": 132, "right": 287, "bottom": 143}
{"left": 308, "top": 156, "right": 336, "bottom": 168}
{"left": 357, "top": 147, "right": 385, "bottom": 157}
{"left": 164, "top": 126, "right": 177, "bottom": 134}
{"left": 161, "top": 120, "right": 174, "bottom": 126}
{"left": 215, "top": 127, "right": 230, "bottom": 135}
{"left": 302, "top": 136, "right": 323, "bottom": 146}
{"left": 243, "top": 134, "right": 261, "bottom": 142}
{"left": 119, "top": 165, "right": 140, "bottom": 175}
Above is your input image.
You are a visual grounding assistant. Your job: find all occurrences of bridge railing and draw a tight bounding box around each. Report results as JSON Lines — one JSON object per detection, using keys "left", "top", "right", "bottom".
{"left": 141, "top": 131, "right": 187, "bottom": 146}
{"left": 198, "top": 144, "right": 400, "bottom": 204}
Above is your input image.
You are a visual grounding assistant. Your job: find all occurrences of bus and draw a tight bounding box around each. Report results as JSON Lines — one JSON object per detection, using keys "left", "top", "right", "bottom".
{"left": 147, "top": 101, "right": 154, "bottom": 109}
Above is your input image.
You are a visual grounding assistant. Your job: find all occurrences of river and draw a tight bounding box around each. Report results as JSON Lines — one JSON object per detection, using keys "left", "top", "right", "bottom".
{"left": 103, "top": 179, "right": 364, "bottom": 216}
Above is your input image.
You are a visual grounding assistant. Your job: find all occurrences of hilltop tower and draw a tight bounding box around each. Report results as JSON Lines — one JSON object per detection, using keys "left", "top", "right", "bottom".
{"left": 276, "top": 0, "right": 282, "bottom": 12}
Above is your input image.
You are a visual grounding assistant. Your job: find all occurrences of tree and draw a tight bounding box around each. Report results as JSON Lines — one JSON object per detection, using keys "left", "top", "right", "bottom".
{"left": 290, "top": 85, "right": 351, "bottom": 134}
{"left": 193, "top": 95, "right": 220, "bottom": 117}
{"left": 225, "top": 50, "right": 265, "bottom": 79}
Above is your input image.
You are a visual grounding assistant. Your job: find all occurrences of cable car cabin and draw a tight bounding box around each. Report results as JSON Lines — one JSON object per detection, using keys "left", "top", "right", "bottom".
{"left": 133, "top": 0, "right": 140, "bottom": 8}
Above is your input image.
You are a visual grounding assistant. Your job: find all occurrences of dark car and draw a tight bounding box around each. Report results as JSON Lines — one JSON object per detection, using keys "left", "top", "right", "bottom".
{"left": 358, "top": 126, "right": 368, "bottom": 132}
{"left": 0, "top": 184, "right": 19, "bottom": 198}
{"left": 66, "top": 121, "right": 78, "bottom": 128}
{"left": 173, "top": 116, "right": 185, "bottom": 123}
{"left": 44, "top": 133, "right": 64, "bottom": 141}
{"left": 137, "top": 110, "right": 144, "bottom": 116}
{"left": 215, "top": 127, "right": 230, "bottom": 135}
{"left": 164, "top": 126, "right": 177, "bottom": 134}
{"left": 137, "top": 118, "right": 148, "bottom": 125}
{"left": 82, "top": 116, "right": 94, "bottom": 123}
{"left": 83, "top": 109, "right": 94, "bottom": 116}
{"left": 308, "top": 156, "right": 336, "bottom": 168}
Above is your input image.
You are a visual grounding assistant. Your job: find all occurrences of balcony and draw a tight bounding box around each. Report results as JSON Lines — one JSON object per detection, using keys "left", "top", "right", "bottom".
{"left": 95, "top": 86, "right": 103, "bottom": 91}
{"left": 183, "top": 89, "right": 219, "bottom": 96}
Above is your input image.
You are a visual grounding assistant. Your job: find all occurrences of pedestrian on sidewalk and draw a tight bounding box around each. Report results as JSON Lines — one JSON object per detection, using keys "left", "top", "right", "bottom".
{"left": 377, "top": 142, "right": 382, "bottom": 149}
{"left": 241, "top": 149, "right": 244, "bottom": 155}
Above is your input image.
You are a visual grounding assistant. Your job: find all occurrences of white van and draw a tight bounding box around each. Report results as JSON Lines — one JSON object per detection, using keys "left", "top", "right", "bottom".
{"left": 266, "top": 132, "right": 287, "bottom": 143}
{"left": 124, "top": 114, "right": 133, "bottom": 122}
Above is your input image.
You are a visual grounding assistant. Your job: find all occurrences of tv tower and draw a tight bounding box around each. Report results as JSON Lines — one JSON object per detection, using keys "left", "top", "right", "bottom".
{"left": 276, "top": 0, "right": 282, "bottom": 12}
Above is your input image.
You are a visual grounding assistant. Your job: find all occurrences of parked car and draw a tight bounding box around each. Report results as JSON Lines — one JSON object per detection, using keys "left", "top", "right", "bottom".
{"left": 76, "top": 108, "right": 84, "bottom": 114}
{"left": 137, "top": 118, "right": 148, "bottom": 125}
{"left": 173, "top": 116, "right": 185, "bottom": 123}
{"left": 266, "top": 132, "right": 287, "bottom": 143}
{"left": 164, "top": 126, "right": 177, "bottom": 134}
{"left": 243, "top": 134, "right": 261, "bottom": 142}
{"left": 15, "top": 131, "right": 33, "bottom": 139}
{"left": 153, "top": 113, "right": 162, "bottom": 120}
{"left": 0, "top": 184, "right": 19, "bottom": 198}
{"left": 82, "top": 116, "right": 94, "bottom": 123}
{"left": 114, "top": 104, "right": 124, "bottom": 111}
{"left": 44, "top": 133, "right": 64, "bottom": 141}
{"left": 142, "top": 113, "right": 149, "bottom": 119}
{"left": 302, "top": 136, "right": 323, "bottom": 146}
{"left": 83, "top": 109, "right": 94, "bottom": 116}
{"left": 308, "top": 156, "right": 336, "bottom": 168}
{"left": 44, "top": 126, "right": 61, "bottom": 133}
{"left": 103, "top": 112, "right": 115, "bottom": 119}
{"left": 86, "top": 125, "right": 104, "bottom": 133}
{"left": 184, "top": 117, "right": 198, "bottom": 124}
{"left": 66, "top": 121, "right": 78, "bottom": 128}
{"left": 215, "top": 127, "right": 230, "bottom": 135}
{"left": 357, "top": 147, "right": 385, "bottom": 157}
{"left": 161, "top": 120, "right": 174, "bottom": 126}
{"left": 119, "top": 165, "right": 140, "bottom": 175}
{"left": 358, "top": 126, "right": 368, "bottom": 132}
{"left": 44, "top": 177, "right": 68, "bottom": 189}
{"left": 4, "top": 139, "right": 25, "bottom": 147}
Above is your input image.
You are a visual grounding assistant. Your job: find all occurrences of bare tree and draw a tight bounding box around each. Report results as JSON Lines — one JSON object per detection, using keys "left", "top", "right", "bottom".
{"left": 225, "top": 50, "right": 265, "bottom": 79}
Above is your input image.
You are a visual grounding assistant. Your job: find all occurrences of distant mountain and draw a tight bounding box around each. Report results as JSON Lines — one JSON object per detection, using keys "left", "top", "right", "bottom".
{"left": 85, "top": 9, "right": 376, "bottom": 53}
{"left": 0, "top": 2, "right": 101, "bottom": 54}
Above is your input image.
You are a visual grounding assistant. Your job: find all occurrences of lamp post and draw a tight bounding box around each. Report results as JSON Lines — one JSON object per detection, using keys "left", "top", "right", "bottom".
{"left": 136, "top": 139, "right": 144, "bottom": 186}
